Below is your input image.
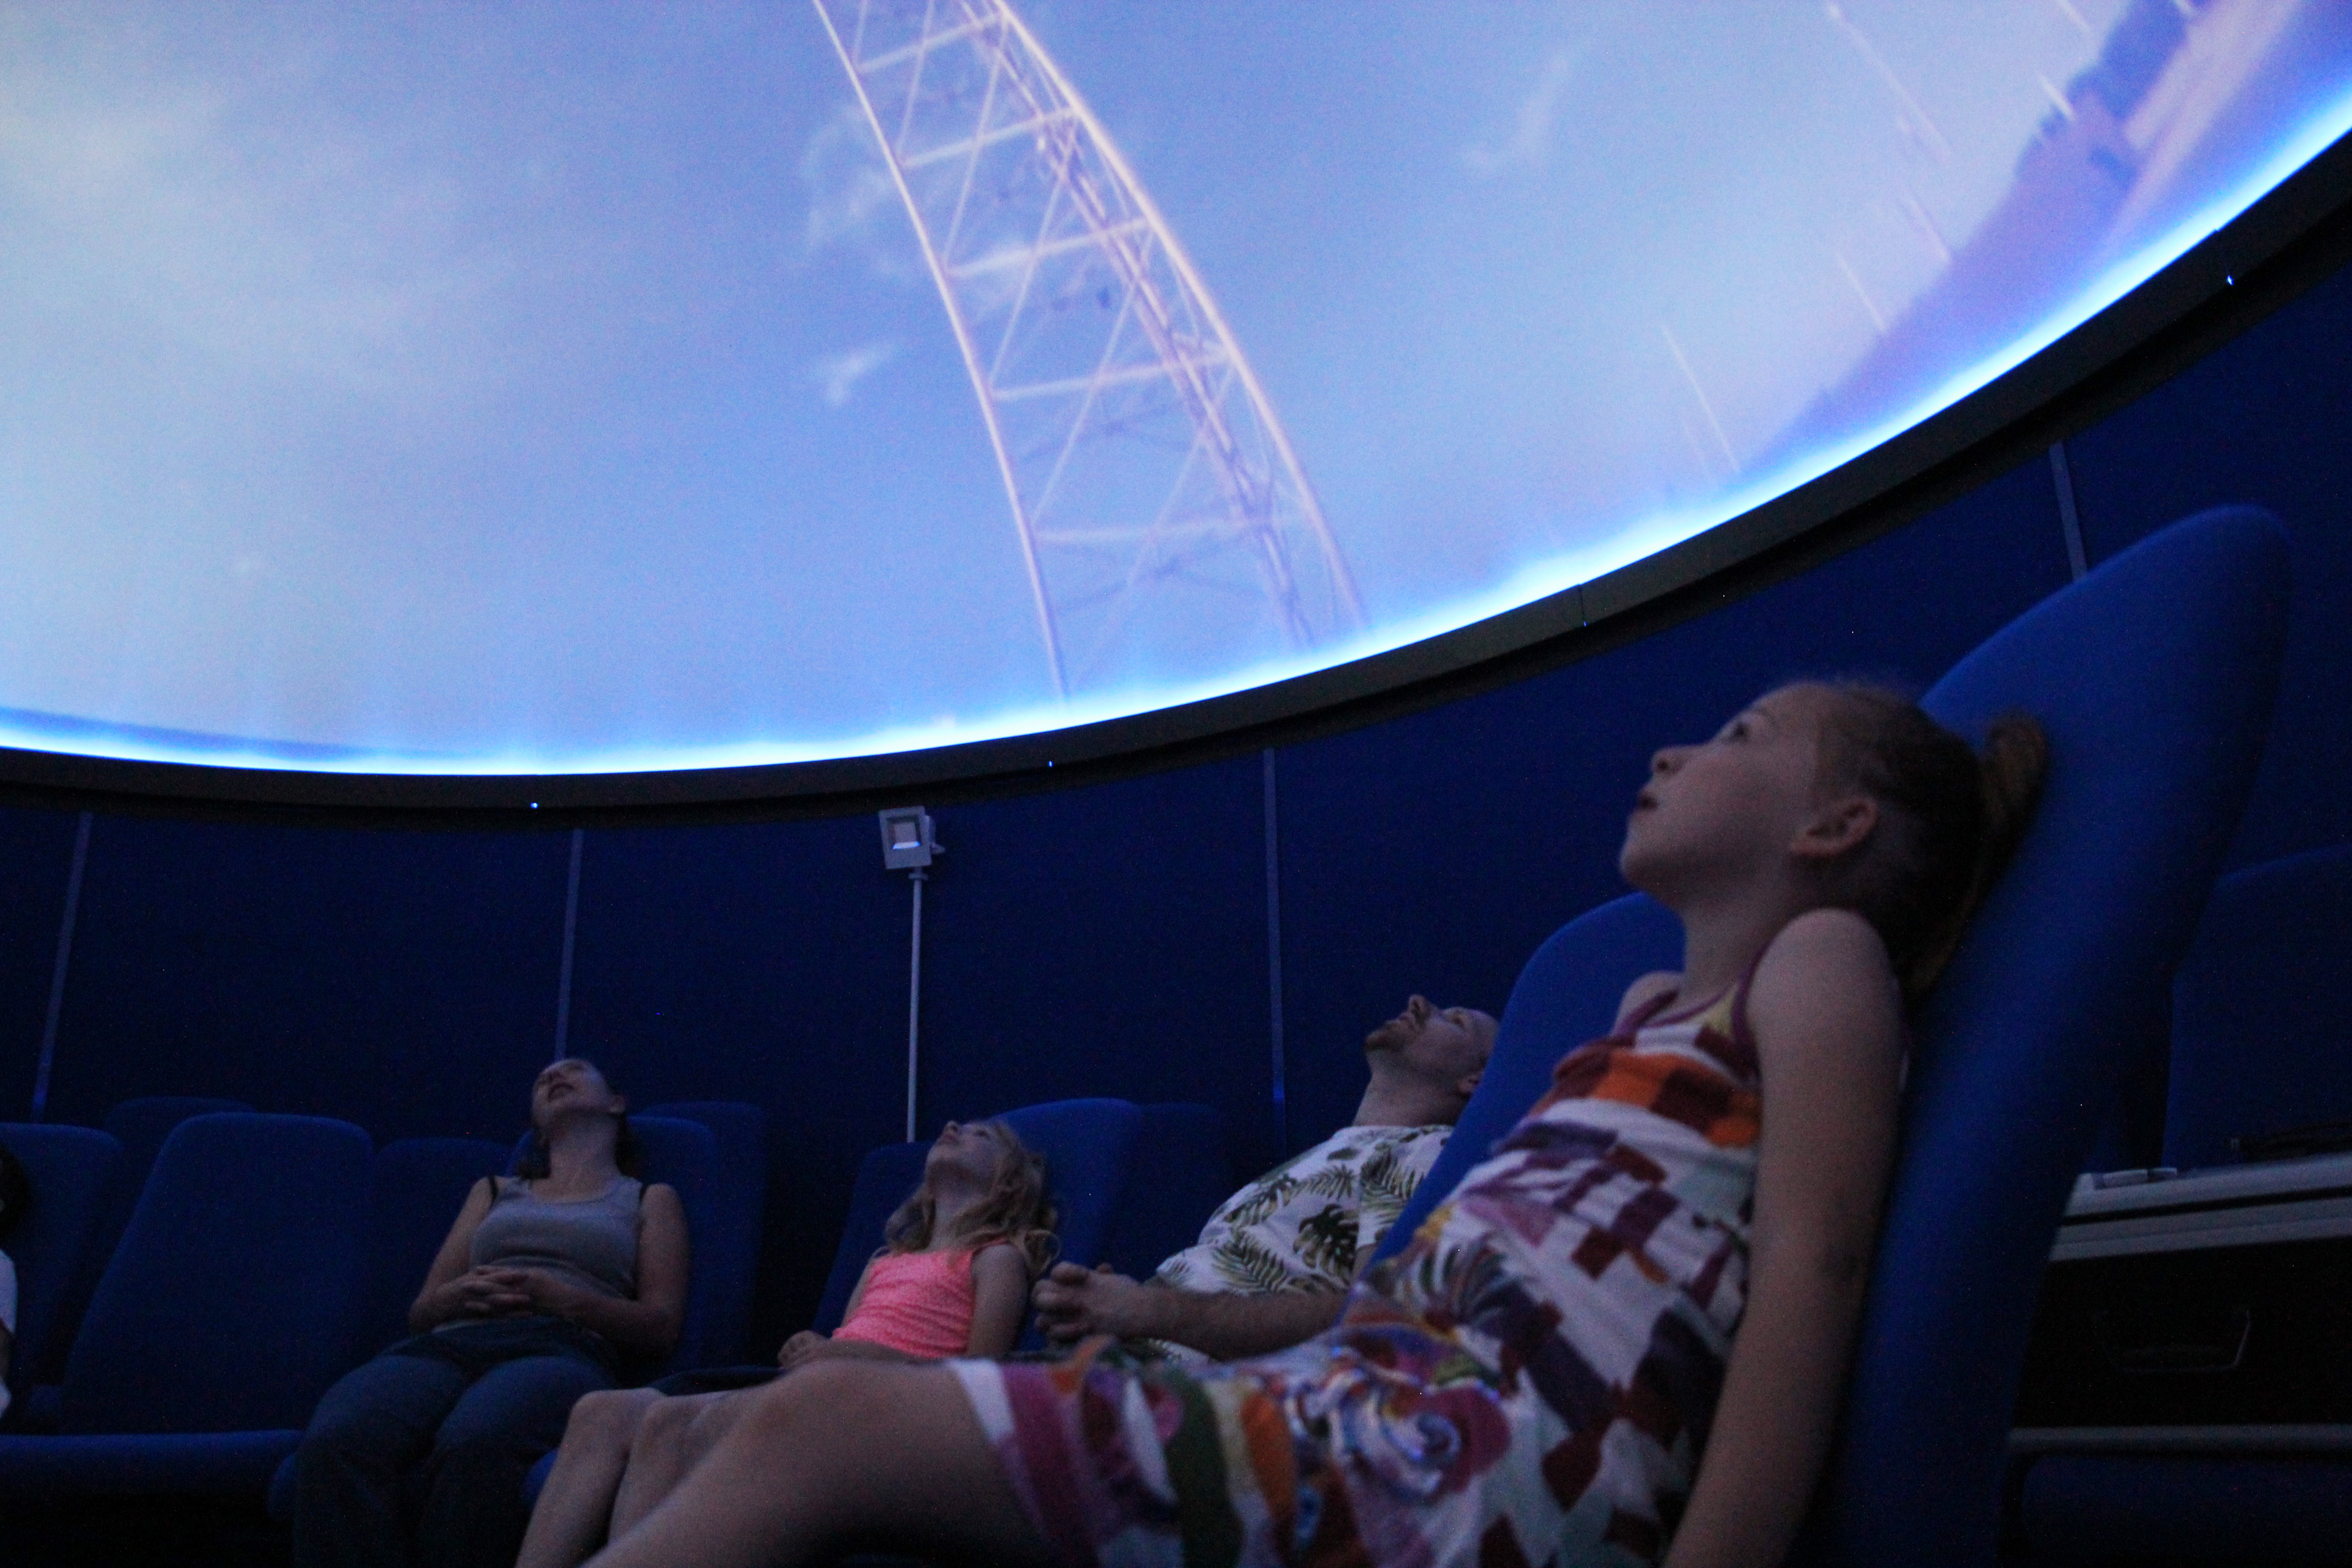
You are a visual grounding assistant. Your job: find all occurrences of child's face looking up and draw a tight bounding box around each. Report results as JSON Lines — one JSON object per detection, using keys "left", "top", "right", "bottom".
{"left": 1619, "top": 686, "right": 1840, "bottom": 901}
{"left": 925, "top": 1120, "right": 1008, "bottom": 1186}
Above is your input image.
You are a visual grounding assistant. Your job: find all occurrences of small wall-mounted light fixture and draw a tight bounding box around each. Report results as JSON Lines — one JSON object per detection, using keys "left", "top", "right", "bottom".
{"left": 878, "top": 806, "right": 939, "bottom": 870}
{"left": 880, "top": 806, "right": 941, "bottom": 1141}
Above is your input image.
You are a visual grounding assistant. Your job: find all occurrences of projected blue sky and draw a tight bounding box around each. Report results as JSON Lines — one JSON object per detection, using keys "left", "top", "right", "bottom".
{"left": 2, "top": 0, "right": 2347, "bottom": 774}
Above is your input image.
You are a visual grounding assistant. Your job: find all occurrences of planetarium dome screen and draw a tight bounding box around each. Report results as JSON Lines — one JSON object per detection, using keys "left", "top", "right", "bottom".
{"left": 4, "top": 0, "right": 2348, "bottom": 778}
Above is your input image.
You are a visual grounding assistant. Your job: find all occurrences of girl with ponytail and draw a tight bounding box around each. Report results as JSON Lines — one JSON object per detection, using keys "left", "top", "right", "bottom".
{"left": 566, "top": 683, "right": 2047, "bottom": 1568}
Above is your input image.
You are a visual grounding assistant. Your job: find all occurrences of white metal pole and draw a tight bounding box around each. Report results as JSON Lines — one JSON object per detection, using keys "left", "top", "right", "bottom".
{"left": 906, "top": 868, "right": 926, "bottom": 1142}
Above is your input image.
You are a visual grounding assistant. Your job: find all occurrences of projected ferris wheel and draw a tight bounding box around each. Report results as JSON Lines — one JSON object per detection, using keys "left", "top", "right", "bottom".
{"left": 812, "top": 0, "right": 1363, "bottom": 699}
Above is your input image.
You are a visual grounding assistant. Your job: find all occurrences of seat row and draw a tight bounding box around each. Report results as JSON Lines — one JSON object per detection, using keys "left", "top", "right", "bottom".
{"left": 0, "top": 1095, "right": 1235, "bottom": 1511}
{"left": 0, "top": 505, "right": 2322, "bottom": 1563}
{"left": 2009, "top": 838, "right": 2352, "bottom": 1565}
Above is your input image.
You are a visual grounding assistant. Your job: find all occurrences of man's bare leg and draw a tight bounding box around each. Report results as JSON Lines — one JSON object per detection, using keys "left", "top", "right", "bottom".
{"left": 608, "top": 1390, "right": 749, "bottom": 1536}
{"left": 517, "top": 1388, "right": 665, "bottom": 1568}
{"left": 585, "top": 1362, "right": 1048, "bottom": 1568}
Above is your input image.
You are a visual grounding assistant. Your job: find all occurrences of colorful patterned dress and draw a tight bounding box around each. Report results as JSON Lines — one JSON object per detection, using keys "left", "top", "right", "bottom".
{"left": 950, "top": 977, "right": 1763, "bottom": 1568}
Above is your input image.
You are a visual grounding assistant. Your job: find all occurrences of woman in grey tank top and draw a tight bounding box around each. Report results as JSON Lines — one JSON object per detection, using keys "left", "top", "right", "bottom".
{"left": 290, "top": 1058, "right": 690, "bottom": 1568}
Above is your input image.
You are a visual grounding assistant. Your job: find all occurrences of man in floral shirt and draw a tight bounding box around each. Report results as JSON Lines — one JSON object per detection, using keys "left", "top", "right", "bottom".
{"left": 1033, "top": 994, "right": 1495, "bottom": 1361}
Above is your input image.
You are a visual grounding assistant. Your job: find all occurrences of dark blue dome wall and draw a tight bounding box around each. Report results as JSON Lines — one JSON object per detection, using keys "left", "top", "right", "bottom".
{"left": 3, "top": 252, "right": 2349, "bottom": 1348}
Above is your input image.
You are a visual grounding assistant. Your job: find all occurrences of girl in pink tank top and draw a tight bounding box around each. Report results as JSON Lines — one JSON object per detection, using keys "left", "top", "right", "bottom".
{"left": 516, "top": 1120, "right": 1060, "bottom": 1568}
{"left": 788, "top": 1118, "right": 1060, "bottom": 1365}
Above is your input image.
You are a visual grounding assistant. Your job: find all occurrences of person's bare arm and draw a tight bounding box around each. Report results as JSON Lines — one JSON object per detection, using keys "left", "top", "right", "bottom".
{"left": 1033, "top": 1265, "right": 1345, "bottom": 1360}
{"left": 504, "top": 1182, "right": 691, "bottom": 1361}
{"left": 1662, "top": 909, "right": 1904, "bottom": 1568}
{"left": 961, "top": 1244, "right": 1032, "bottom": 1357}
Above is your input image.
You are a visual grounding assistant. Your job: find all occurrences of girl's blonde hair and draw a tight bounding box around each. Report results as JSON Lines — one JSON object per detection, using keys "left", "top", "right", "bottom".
{"left": 882, "top": 1121, "right": 1060, "bottom": 1279}
{"left": 1810, "top": 683, "right": 2049, "bottom": 1005}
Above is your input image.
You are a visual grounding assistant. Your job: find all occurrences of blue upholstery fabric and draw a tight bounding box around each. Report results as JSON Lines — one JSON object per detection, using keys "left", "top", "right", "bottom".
{"left": 42, "top": 1096, "right": 256, "bottom": 1395}
{"left": 813, "top": 1142, "right": 929, "bottom": 1334}
{"left": 0, "top": 1113, "right": 370, "bottom": 1503}
{"left": 639, "top": 1101, "right": 769, "bottom": 1365}
{"left": 64, "top": 1113, "right": 371, "bottom": 1436}
{"left": 1369, "top": 895, "right": 1684, "bottom": 1269}
{"left": 2020, "top": 846, "right": 2352, "bottom": 1563}
{"left": 0, "top": 1124, "right": 120, "bottom": 1411}
{"left": 995, "top": 1099, "right": 1143, "bottom": 1274}
{"left": 2019, "top": 1453, "right": 2352, "bottom": 1563}
{"left": 621, "top": 1116, "right": 721, "bottom": 1375}
{"left": 2165, "top": 843, "right": 2352, "bottom": 1170}
{"left": 1803, "top": 507, "right": 2291, "bottom": 1567}
{"left": 353, "top": 1138, "right": 510, "bottom": 1362}
{"left": 1101, "top": 1103, "right": 1237, "bottom": 1280}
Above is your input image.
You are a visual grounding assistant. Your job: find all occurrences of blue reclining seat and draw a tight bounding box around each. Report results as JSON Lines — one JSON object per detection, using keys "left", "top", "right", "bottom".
{"left": 0, "top": 1112, "right": 371, "bottom": 1502}
{"left": 995, "top": 1099, "right": 1144, "bottom": 1276}
{"left": 1101, "top": 1103, "right": 1237, "bottom": 1281}
{"left": 814, "top": 1141, "right": 932, "bottom": 1335}
{"left": 2164, "top": 843, "right": 2352, "bottom": 1171}
{"left": 2012, "top": 843, "right": 2352, "bottom": 1562}
{"left": 98, "top": 1096, "right": 256, "bottom": 1253}
{"left": 0, "top": 1124, "right": 122, "bottom": 1427}
{"left": 627, "top": 1116, "right": 722, "bottom": 1375}
{"left": 1808, "top": 506, "right": 2288, "bottom": 1566}
{"left": 640, "top": 1100, "right": 769, "bottom": 1367}
{"left": 27, "top": 1094, "right": 257, "bottom": 1415}
{"left": 351, "top": 1137, "right": 512, "bottom": 1362}
{"left": 1369, "top": 506, "right": 2290, "bottom": 1568}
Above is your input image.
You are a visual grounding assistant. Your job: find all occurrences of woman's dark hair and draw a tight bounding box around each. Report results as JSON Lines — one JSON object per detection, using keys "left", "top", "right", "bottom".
{"left": 1812, "top": 683, "right": 2050, "bottom": 1004}
{"left": 882, "top": 1121, "right": 1060, "bottom": 1279}
{"left": 515, "top": 1061, "right": 644, "bottom": 1179}
{"left": 0, "top": 1141, "right": 31, "bottom": 1245}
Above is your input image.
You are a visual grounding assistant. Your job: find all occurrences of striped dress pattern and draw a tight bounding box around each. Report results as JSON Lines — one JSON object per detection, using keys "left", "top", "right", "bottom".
{"left": 951, "top": 978, "right": 1762, "bottom": 1568}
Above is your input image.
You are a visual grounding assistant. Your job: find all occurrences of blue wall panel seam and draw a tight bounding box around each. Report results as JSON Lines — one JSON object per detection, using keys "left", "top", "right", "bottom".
{"left": 554, "top": 827, "right": 584, "bottom": 1060}
{"left": 30, "top": 811, "right": 92, "bottom": 1120}
{"left": 2049, "top": 441, "right": 2091, "bottom": 583}
{"left": 1263, "top": 748, "right": 1287, "bottom": 1152}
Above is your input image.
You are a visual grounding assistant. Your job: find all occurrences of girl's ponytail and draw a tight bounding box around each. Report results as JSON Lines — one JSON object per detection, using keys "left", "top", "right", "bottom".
{"left": 1815, "top": 686, "right": 2048, "bottom": 1004}
{"left": 1905, "top": 712, "right": 2049, "bottom": 997}
{"left": 1974, "top": 714, "right": 2050, "bottom": 897}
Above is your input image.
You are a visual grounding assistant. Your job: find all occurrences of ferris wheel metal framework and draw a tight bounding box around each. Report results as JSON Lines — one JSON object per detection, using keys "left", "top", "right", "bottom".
{"left": 811, "top": 0, "right": 1364, "bottom": 699}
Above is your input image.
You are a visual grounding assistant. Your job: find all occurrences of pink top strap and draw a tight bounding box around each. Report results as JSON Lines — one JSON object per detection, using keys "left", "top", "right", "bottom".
{"left": 833, "top": 1246, "right": 981, "bottom": 1359}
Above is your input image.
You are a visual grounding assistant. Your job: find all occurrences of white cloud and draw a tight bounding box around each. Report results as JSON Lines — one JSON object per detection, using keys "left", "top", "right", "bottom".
{"left": 0, "top": 57, "right": 513, "bottom": 411}
{"left": 1465, "top": 49, "right": 1583, "bottom": 177}
{"left": 799, "top": 101, "right": 917, "bottom": 278}
{"left": 809, "top": 339, "right": 899, "bottom": 407}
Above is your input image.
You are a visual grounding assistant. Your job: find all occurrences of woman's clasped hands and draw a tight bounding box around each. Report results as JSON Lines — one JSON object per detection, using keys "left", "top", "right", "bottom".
{"left": 432, "top": 1265, "right": 592, "bottom": 1321}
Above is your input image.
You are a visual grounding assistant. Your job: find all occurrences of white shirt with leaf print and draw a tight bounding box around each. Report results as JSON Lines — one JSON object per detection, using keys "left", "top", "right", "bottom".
{"left": 1154, "top": 1123, "right": 1452, "bottom": 1298}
